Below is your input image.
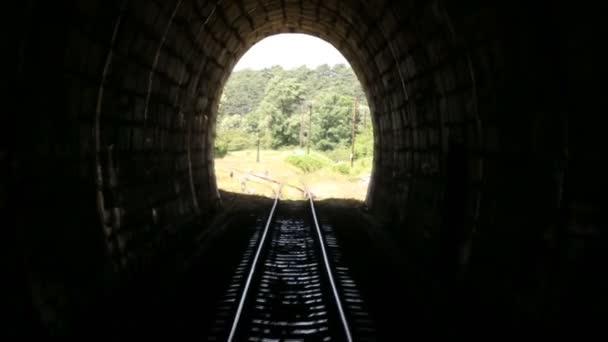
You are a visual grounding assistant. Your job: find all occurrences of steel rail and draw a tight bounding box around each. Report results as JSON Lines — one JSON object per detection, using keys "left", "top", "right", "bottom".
{"left": 218, "top": 167, "right": 307, "bottom": 194}
{"left": 307, "top": 191, "right": 354, "bottom": 342}
{"left": 227, "top": 185, "right": 282, "bottom": 342}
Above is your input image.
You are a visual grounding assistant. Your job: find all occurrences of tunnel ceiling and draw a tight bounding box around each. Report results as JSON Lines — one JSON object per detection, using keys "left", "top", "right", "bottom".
{"left": 10, "top": 0, "right": 604, "bottom": 331}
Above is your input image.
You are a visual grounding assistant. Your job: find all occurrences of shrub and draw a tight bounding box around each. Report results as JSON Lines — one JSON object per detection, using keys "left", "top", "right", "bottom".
{"left": 354, "top": 129, "right": 374, "bottom": 159}
{"left": 333, "top": 162, "right": 351, "bottom": 175}
{"left": 214, "top": 142, "right": 228, "bottom": 158}
{"left": 216, "top": 129, "right": 255, "bottom": 152}
{"left": 225, "top": 133, "right": 253, "bottom": 151}
{"left": 285, "top": 152, "right": 332, "bottom": 173}
{"left": 324, "top": 148, "right": 352, "bottom": 162}
{"left": 350, "top": 156, "right": 373, "bottom": 175}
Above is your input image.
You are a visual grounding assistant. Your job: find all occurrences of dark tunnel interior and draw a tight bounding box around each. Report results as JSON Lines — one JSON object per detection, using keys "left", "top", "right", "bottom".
{"left": 4, "top": 0, "right": 606, "bottom": 336}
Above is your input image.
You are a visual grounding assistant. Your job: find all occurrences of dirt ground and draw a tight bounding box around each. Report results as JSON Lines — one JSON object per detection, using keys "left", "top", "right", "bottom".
{"left": 214, "top": 149, "right": 370, "bottom": 201}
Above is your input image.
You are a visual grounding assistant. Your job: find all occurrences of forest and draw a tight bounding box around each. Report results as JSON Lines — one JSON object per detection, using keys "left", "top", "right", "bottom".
{"left": 215, "top": 64, "right": 372, "bottom": 163}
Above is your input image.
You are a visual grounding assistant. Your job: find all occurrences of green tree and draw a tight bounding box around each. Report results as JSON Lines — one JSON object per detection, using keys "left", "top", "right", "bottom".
{"left": 215, "top": 63, "right": 371, "bottom": 153}
{"left": 312, "top": 94, "right": 353, "bottom": 151}
{"left": 219, "top": 69, "right": 272, "bottom": 117}
{"left": 253, "top": 76, "right": 305, "bottom": 148}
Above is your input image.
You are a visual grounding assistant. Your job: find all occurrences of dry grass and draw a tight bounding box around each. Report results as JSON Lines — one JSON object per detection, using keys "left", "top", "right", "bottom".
{"left": 214, "top": 149, "right": 370, "bottom": 201}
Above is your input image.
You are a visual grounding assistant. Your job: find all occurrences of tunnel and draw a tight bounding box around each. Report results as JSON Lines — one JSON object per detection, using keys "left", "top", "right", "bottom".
{"left": 5, "top": 0, "right": 605, "bottom": 336}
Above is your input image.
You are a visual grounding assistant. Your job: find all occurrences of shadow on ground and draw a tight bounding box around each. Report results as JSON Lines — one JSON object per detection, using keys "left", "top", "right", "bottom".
{"left": 72, "top": 191, "right": 409, "bottom": 339}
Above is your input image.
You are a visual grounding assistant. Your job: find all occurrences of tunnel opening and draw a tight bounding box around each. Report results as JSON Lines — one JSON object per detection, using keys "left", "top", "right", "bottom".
{"left": 213, "top": 34, "right": 374, "bottom": 201}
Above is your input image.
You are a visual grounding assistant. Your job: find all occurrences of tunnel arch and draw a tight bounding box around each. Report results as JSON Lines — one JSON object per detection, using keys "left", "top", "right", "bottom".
{"left": 92, "top": 0, "right": 487, "bottom": 233}
{"left": 9, "top": 0, "right": 599, "bottom": 333}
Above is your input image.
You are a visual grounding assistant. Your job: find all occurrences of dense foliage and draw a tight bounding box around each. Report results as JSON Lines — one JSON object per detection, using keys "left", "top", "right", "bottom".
{"left": 285, "top": 152, "right": 333, "bottom": 173}
{"left": 215, "top": 64, "right": 372, "bottom": 156}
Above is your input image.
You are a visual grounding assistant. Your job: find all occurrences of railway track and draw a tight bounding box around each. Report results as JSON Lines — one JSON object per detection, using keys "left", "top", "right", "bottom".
{"left": 206, "top": 187, "right": 375, "bottom": 341}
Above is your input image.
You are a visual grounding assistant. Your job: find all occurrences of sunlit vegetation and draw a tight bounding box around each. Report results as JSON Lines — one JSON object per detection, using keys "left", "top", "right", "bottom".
{"left": 285, "top": 152, "right": 332, "bottom": 173}
{"left": 214, "top": 64, "right": 373, "bottom": 199}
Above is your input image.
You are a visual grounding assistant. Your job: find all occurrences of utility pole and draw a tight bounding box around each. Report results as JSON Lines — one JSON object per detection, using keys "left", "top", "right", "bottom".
{"left": 307, "top": 104, "right": 312, "bottom": 155}
{"left": 351, "top": 97, "right": 359, "bottom": 167}
{"left": 256, "top": 132, "right": 260, "bottom": 163}
{"left": 300, "top": 107, "right": 304, "bottom": 147}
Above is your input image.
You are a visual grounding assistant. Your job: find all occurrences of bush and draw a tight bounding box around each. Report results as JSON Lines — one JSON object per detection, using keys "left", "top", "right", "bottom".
{"left": 333, "top": 162, "right": 351, "bottom": 175}
{"left": 320, "top": 129, "right": 374, "bottom": 162}
{"left": 324, "top": 148, "right": 352, "bottom": 162}
{"left": 351, "top": 156, "right": 373, "bottom": 175}
{"left": 354, "top": 129, "right": 374, "bottom": 159}
{"left": 214, "top": 143, "right": 228, "bottom": 158}
{"left": 285, "top": 152, "right": 332, "bottom": 173}
{"left": 216, "top": 129, "right": 255, "bottom": 152}
{"left": 225, "top": 133, "right": 253, "bottom": 151}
